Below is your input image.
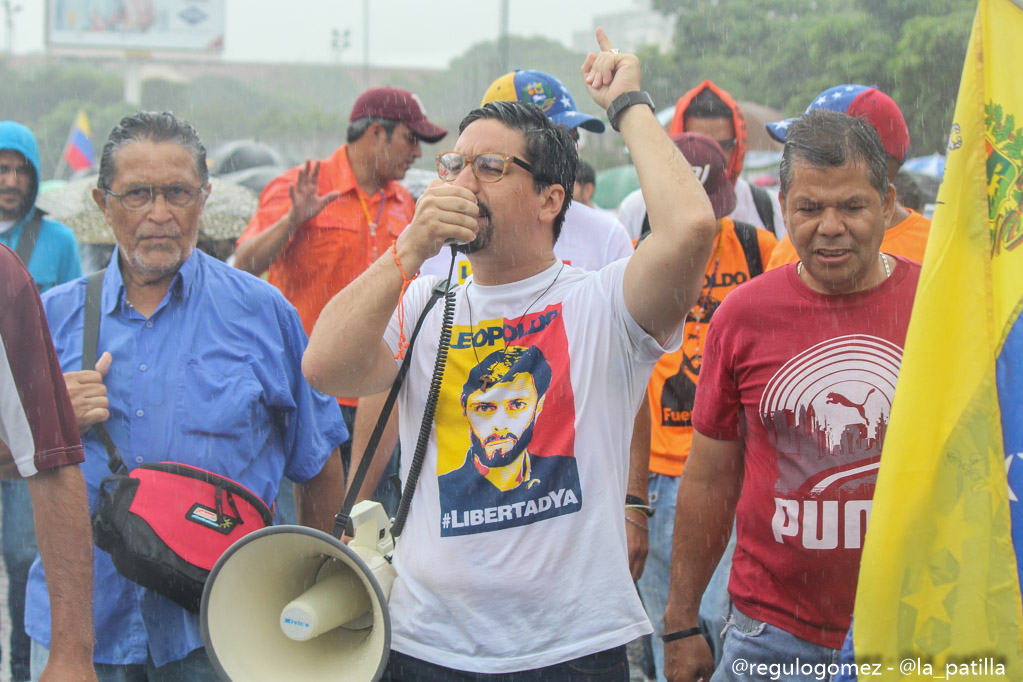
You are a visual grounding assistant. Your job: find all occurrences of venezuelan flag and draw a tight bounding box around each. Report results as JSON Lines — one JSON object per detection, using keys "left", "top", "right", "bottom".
{"left": 62, "top": 110, "right": 94, "bottom": 172}
{"left": 848, "top": 0, "right": 1023, "bottom": 679}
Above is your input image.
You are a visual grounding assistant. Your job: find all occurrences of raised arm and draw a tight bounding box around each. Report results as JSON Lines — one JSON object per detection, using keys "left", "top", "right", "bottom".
{"left": 581, "top": 29, "right": 717, "bottom": 345}
{"left": 234, "top": 161, "right": 340, "bottom": 275}
{"left": 662, "top": 432, "right": 744, "bottom": 682}
{"left": 303, "top": 181, "right": 479, "bottom": 398}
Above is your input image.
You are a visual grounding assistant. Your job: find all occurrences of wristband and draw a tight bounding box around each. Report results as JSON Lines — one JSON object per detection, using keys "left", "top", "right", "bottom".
{"left": 662, "top": 626, "right": 702, "bottom": 643}
{"left": 606, "top": 91, "right": 655, "bottom": 132}
{"left": 625, "top": 493, "right": 647, "bottom": 506}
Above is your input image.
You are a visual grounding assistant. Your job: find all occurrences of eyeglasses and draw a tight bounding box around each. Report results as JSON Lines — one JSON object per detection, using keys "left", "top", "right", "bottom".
{"left": 0, "top": 163, "right": 32, "bottom": 179}
{"left": 104, "top": 184, "right": 207, "bottom": 211}
{"left": 435, "top": 152, "right": 537, "bottom": 183}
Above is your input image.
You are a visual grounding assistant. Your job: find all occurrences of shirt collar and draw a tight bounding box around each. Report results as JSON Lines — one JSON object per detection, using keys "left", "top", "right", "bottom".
{"left": 332, "top": 145, "right": 403, "bottom": 200}
{"left": 100, "top": 246, "right": 201, "bottom": 314}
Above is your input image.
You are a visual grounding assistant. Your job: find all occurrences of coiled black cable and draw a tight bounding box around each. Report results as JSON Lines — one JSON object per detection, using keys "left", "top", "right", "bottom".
{"left": 391, "top": 248, "right": 458, "bottom": 537}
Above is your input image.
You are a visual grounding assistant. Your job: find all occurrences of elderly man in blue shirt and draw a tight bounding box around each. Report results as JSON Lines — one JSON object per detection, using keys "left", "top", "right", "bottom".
{"left": 25, "top": 111, "right": 347, "bottom": 682}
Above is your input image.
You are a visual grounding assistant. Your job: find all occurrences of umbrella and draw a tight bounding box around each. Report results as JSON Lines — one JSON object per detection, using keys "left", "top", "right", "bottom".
{"left": 35, "top": 175, "right": 259, "bottom": 244}
{"left": 592, "top": 164, "right": 641, "bottom": 211}
{"left": 218, "top": 165, "right": 290, "bottom": 195}
{"left": 902, "top": 153, "right": 946, "bottom": 179}
{"left": 208, "top": 139, "right": 290, "bottom": 175}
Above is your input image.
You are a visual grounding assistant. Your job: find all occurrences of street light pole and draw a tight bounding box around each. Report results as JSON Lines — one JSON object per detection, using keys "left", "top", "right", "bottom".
{"left": 362, "top": 0, "right": 370, "bottom": 88}
{"left": 2, "top": 0, "right": 22, "bottom": 56}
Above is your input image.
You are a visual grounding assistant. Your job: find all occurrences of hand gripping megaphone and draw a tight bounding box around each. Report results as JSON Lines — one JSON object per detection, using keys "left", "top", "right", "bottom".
{"left": 200, "top": 500, "right": 396, "bottom": 682}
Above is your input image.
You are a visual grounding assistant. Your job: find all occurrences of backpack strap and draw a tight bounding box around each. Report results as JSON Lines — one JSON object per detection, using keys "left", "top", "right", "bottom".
{"left": 749, "top": 185, "right": 776, "bottom": 235}
{"left": 82, "top": 269, "right": 126, "bottom": 475}
{"left": 14, "top": 208, "right": 44, "bottom": 270}
{"left": 733, "top": 220, "right": 764, "bottom": 279}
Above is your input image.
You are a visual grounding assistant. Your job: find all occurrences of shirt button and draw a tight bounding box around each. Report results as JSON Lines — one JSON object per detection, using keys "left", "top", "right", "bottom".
{"left": 145, "top": 321, "right": 154, "bottom": 328}
{"left": 135, "top": 409, "right": 144, "bottom": 417}
{"left": 135, "top": 456, "right": 144, "bottom": 464}
{"left": 139, "top": 364, "right": 148, "bottom": 372}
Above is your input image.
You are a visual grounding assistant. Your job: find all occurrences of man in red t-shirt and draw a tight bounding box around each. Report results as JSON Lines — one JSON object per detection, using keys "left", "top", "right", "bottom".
{"left": 662, "top": 110, "right": 922, "bottom": 682}
{"left": 0, "top": 244, "right": 96, "bottom": 682}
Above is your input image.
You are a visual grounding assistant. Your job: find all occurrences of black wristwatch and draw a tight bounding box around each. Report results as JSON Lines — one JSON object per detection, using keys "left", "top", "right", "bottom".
{"left": 606, "top": 91, "right": 655, "bottom": 131}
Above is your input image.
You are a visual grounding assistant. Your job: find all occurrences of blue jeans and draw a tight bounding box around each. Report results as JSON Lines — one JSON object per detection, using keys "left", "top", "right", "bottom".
{"left": 31, "top": 641, "right": 220, "bottom": 682}
{"left": 711, "top": 606, "right": 841, "bottom": 682}
{"left": 636, "top": 474, "right": 735, "bottom": 682}
{"left": 2, "top": 479, "right": 38, "bottom": 681}
{"left": 382, "top": 646, "right": 628, "bottom": 681}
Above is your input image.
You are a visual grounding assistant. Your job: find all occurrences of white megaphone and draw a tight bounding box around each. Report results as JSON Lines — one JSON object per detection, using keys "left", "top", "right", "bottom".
{"left": 201, "top": 500, "right": 396, "bottom": 682}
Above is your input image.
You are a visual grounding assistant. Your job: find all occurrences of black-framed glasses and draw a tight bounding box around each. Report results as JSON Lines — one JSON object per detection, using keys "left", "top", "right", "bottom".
{"left": 0, "top": 163, "right": 32, "bottom": 179}
{"left": 104, "top": 184, "right": 207, "bottom": 211}
{"left": 716, "top": 138, "right": 737, "bottom": 153}
{"left": 435, "top": 152, "right": 537, "bottom": 183}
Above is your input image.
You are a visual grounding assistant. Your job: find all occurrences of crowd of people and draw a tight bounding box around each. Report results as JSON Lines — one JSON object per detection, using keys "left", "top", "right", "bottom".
{"left": 0, "top": 26, "right": 935, "bottom": 682}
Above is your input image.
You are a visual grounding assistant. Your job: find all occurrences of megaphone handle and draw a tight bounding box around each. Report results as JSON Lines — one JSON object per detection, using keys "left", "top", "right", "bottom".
{"left": 333, "top": 280, "right": 450, "bottom": 540}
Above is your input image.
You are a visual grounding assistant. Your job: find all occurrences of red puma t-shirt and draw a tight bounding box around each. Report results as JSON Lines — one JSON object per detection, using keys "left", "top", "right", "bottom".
{"left": 692, "top": 256, "right": 921, "bottom": 648}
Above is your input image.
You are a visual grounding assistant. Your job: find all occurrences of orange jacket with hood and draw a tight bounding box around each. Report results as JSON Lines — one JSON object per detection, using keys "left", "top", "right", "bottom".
{"left": 669, "top": 80, "right": 748, "bottom": 186}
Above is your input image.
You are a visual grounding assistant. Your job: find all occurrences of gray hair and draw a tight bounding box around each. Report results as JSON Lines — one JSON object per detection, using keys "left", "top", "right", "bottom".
{"left": 97, "top": 111, "right": 208, "bottom": 190}
{"left": 778, "top": 109, "right": 889, "bottom": 199}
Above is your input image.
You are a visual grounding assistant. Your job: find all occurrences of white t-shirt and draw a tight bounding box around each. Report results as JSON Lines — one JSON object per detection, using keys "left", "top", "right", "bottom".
{"left": 617, "top": 177, "right": 785, "bottom": 241}
{"left": 383, "top": 259, "right": 675, "bottom": 672}
{"left": 419, "top": 200, "right": 634, "bottom": 284}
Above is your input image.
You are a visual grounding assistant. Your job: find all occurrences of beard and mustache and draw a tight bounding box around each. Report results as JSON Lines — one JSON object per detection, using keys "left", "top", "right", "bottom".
{"left": 455, "top": 199, "right": 494, "bottom": 255}
{"left": 0, "top": 187, "right": 32, "bottom": 222}
{"left": 470, "top": 420, "right": 537, "bottom": 469}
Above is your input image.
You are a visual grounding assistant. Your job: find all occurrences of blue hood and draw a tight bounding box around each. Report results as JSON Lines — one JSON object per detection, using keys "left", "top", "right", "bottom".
{"left": 0, "top": 120, "right": 41, "bottom": 211}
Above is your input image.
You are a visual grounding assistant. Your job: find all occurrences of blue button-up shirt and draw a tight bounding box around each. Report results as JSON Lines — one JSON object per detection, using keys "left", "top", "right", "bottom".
{"left": 26, "top": 248, "right": 347, "bottom": 666}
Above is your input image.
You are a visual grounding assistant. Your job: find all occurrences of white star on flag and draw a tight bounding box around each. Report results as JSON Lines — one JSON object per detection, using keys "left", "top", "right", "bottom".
{"left": 1006, "top": 453, "right": 1023, "bottom": 502}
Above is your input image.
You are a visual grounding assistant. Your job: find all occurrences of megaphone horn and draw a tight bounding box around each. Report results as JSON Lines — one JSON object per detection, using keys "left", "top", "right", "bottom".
{"left": 201, "top": 501, "right": 396, "bottom": 682}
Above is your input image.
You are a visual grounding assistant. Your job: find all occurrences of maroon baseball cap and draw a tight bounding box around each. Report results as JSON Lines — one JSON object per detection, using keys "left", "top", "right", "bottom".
{"left": 673, "top": 132, "right": 736, "bottom": 220}
{"left": 350, "top": 87, "right": 448, "bottom": 143}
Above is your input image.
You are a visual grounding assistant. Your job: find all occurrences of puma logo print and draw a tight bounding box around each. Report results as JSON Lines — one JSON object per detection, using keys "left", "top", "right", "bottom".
{"left": 825, "top": 388, "right": 876, "bottom": 423}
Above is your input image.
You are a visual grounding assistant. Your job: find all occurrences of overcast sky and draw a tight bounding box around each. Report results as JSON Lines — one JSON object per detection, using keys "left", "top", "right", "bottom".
{"left": 11, "top": 0, "right": 644, "bottom": 68}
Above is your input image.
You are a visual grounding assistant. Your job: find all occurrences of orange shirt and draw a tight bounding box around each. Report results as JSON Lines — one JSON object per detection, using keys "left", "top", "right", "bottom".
{"left": 238, "top": 146, "right": 415, "bottom": 407}
{"left": 647, "top": 219, "right": 777, "bottom": 476}
{"left": 765, "top": 209, "right": 931, "bottom": 270}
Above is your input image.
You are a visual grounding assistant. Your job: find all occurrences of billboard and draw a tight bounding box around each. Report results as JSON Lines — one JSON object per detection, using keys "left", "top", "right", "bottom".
{"left": 47, "top": 0, "right": 225, "bottom": 53}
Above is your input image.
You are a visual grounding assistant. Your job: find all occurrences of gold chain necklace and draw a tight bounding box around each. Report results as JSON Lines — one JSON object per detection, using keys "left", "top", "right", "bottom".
{"left": 797, "top": 252, "right": 891, "bottom": 279}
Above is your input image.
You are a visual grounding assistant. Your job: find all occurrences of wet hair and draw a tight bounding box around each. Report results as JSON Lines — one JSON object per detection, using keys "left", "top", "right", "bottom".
{"left": 459, "top": 100, "right": 577, "bottom": 242}
{"left": 778, "top": 109, "right": 889, "bottom": 199}
{"left": 684, "top": 88, "right": 732, "bottom": 120}
{"left": 346, "top": 117, "right": 399, "bottom": 143}
{"left": 892, "top": 170, "right": 923, "bottom": 211}
{"left": 461, "top": 345, "right": 553, "bottom": 406}
{"left": 97, "top": 111, "right": 208, "bottom": 190}
{"left": 576, "top": 159, "right": 596, "bottom": 187}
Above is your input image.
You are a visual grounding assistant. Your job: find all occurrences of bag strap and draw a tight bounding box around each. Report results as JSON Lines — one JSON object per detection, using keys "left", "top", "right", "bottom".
{"left": 733, "top": 220, "right": 764, "bottom": 279}
{"left": 83, "top": 269, "right": 127, "bottom": 475}
{"left": 749, "top": 185, "right": 776, "bottom": 235}
{"left": 14, "top": 208, "right": 44, "bottom": 270}
{"left": 331, "top": 278, "right": 451, "bottom": 539}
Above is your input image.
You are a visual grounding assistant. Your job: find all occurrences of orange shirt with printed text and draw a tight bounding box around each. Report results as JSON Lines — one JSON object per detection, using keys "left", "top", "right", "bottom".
{"left": 648, "top": 219, "right": 777, "bottom": 476}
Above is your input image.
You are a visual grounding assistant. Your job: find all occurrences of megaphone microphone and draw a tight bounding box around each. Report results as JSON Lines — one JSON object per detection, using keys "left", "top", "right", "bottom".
{"left": 201, "top": 501, "right": 396, "bottom": 682}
